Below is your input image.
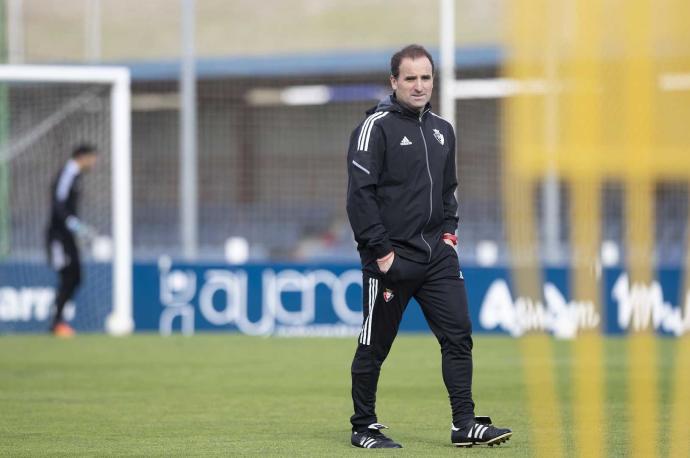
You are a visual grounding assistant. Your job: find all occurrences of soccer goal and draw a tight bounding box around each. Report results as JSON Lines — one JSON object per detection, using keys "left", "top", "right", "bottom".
{"left": 0, "top": 65, "right": 132, "bottom": 335}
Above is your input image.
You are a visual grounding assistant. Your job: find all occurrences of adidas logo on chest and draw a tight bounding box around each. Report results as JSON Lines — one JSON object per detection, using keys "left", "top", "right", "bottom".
{"left": 400, "top": 136, "right": 413, "bottom": 146}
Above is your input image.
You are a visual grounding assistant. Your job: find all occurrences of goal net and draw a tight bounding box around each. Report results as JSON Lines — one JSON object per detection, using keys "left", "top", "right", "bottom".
{"left": 0, "top": 66, "right": 132, "bottom": 335}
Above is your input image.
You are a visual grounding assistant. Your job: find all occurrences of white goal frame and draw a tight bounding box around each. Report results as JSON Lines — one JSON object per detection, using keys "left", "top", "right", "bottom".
{"left": 0, "top": 65, "right": 133, "bottom": 335}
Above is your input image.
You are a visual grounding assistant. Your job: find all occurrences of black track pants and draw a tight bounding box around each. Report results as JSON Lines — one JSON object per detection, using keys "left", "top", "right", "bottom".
{"left": 350, "top": 241, "right": 475, "bottom": 431}
{"left": 47, "top": 234, "right": 81, "bottom": 328}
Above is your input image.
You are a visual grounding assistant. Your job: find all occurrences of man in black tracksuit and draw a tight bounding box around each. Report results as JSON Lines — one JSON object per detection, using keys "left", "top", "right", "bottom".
{"left": 46, "top": 144, "right": 98, "bottom": 336}
{"left": 346, "top": 45, "right": 511, "bottom": 449}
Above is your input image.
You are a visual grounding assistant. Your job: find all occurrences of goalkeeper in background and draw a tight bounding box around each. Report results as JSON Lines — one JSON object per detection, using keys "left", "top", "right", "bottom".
{"left": 45, "top": 144, "right": 98, "bottom": 337}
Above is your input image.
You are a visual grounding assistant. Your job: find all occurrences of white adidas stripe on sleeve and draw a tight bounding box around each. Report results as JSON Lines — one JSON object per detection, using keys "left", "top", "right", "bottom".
{"left": 351, "top": 160, "right": 370, "bottom": 175}
{"left": 357, "top": 112, "right": 388, "bottom": 152}
{"left": 357, "top": 112, "right": 382, "bottom": 151}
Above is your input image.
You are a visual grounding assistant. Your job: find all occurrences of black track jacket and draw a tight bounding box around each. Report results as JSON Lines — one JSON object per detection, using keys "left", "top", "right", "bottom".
{"left": 47, "top": 159, "right": 82, "bottom": 239}
{"left": 346, "top": 94, "right": 459, "bottom": 266}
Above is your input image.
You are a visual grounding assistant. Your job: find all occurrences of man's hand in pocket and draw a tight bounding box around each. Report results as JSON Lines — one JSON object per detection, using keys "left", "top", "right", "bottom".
{"left": 377, "top": 251, "right": 395, "bottom": 274}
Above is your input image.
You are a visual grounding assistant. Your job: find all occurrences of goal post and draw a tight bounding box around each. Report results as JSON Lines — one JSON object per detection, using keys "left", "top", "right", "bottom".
{"left": 0, "top": 65, "right": 133, "bottom": 335}
{"left": 438, "top": 0, "right": 456, "bottom": 130}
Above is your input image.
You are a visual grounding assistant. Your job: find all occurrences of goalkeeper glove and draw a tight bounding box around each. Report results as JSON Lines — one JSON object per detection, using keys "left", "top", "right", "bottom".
{"left": 66, "top": 216, "right": 98, "bottom": 241}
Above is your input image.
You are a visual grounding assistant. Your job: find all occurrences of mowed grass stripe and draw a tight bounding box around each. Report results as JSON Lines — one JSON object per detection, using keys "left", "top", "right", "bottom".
{"left": 627, "top": 323, "right": 656, "bottom": 458}
{"left": 669, "top": 336, "right": 690, "bottom": 458}
{"left": 573, "top": 334, "right": 604, "bottom": 458}
{"left": 0, "top": 334, "right": 679, "bottom": 456}
{"left": 0, "top": 335, "right": 527, "bottom": 456}
{"left": 520, "top": 334, "right": 565, "bottom": 458}
{"left": 670, "top": 206, "right": 690, "bottom": 458}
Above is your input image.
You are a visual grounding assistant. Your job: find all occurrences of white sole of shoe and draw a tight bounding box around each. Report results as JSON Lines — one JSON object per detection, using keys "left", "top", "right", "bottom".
{"left": 453, "top": 431, "right": 512, "bottom": 448}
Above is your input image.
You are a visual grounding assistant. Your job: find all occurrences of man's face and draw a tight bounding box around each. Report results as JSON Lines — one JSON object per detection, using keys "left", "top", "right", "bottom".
{"left": 79, "top": 154, "right": 98, "bottom": 172}
{"left": 390, "top": 56, "right": 434, "bottom": 112}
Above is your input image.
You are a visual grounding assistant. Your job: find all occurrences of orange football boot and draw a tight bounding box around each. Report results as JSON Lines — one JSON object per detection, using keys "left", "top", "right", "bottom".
{"left": 53, "top": 322, "right": 76, "bottom": 338}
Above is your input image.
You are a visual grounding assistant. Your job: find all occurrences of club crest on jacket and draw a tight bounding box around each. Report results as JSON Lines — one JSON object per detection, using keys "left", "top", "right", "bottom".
{"left": 383, "top": 288, "right": 394, "bottom": 302}
{"left": 433, "top": 129, "right": 444, "bottom": 145}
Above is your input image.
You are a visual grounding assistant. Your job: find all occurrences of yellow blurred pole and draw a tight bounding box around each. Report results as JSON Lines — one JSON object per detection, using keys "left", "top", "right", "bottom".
{"left": 502, "top": 0, "right": 545, "bottom": 297}
{"left": 518, "top": 334, "right": 565, "bottom": 458}
{"left": 668, "top": 334, "right": 690, "bottom": 457}
{"left": 627, "top": 317, "right": 656, "bottom": 453}
{"left": 669, "top": 143, "right": 690, "bottom": 458}
{"left": 503, "top": 1, "right": 564, "bottom": 456}
{"left": 665, "top": 0, "right": 690, "bottom": 455}
{"left": 668, "top": 282, "right": 690, "bottom": 457}
{"left": 622, "top": 0, "right": 654, "bottom": 283}
{"left": 571, "top": 180, "right": 604, "bottom": 458}
{"left": 504, "top": 87, "right": 563, "bottom": 458}
{"left": 622, "top": 1, "right": 656, "bottom": 456}
{"left": 506, "top": 174, "right": 564, "bottom": 458}
{"left": 564, "top": 1, "right": 605, "bottom": 457}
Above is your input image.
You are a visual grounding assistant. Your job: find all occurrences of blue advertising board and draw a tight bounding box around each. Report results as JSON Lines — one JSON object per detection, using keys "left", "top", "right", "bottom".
{"left": 2, "top": 260, "right": 689, "bottom": 336}
{"left": 132, "top": 259, "right": 690, "bottom": 337}
{"left": 0, "top": 262, "right": 111, "bottom": 333}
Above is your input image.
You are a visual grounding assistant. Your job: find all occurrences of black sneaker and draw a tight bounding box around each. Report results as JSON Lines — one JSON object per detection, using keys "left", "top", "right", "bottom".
{"left": 351, "top": 423, "right": 402, "bottom": 449}
{"left": 451, "top": 416, "right": 512, "bottom": 447}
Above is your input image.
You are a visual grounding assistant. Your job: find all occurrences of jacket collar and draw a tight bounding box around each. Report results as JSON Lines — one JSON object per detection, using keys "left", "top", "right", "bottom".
{"left": 66, "top": 159, "right": 81, "bottom": 175}
{"left": 366, "top": 94, "right": 431, "bottom": 120}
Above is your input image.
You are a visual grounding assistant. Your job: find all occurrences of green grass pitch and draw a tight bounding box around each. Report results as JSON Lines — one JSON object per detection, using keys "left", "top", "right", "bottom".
{"left": 0, "top": 334, "right": 677, "bottom": 456}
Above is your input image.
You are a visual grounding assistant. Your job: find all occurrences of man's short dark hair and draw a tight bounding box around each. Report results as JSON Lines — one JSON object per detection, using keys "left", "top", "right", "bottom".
{"left": 390, "top": 44, "right": 435, "bottom": 78}
{"left": 72, "top": 144, "right": 97, "bottom": 158}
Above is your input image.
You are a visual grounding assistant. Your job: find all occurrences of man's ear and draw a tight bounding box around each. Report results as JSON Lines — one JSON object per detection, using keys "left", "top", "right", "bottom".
{"left": 389, "top": 75, "right": 397, "bottom": 91}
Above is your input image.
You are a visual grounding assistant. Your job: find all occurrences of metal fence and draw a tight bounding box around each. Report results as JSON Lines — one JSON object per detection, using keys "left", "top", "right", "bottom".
{"left": 3, "top": 60, "right": 688, "bottom": 265}
{"left": 127, "top": 65, "right": 507, "bottom": 262}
